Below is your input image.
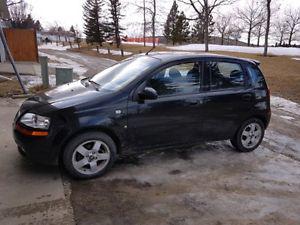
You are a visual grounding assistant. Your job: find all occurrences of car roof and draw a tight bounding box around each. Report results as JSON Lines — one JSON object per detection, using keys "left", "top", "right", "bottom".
{"left": 144, "top": 52, "right": 260, "bottom": 66}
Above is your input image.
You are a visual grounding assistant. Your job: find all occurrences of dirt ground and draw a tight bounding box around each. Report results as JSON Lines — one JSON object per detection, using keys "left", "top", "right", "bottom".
{"left": 70, "top": 106, "right": 300, "bottom": 225}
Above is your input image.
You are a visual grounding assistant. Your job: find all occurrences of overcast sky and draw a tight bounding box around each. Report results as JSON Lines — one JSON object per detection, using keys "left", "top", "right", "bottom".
{"left": 26, "top": 0, "right": 300, "bottom": 37}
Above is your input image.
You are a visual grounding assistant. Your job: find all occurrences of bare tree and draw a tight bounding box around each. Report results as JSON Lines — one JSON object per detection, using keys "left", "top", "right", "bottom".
{"left": 215, "top": 13, "right": 232, "bottom": 45}
{"left": 252, "top": 20, "right": 265, "bottom": 46}
{"left": 6, "top": 0, "right": 23, "bottom": 7}
{"left": 8, "top": 0, "right": 29, "bottom": 22}
{"left": 237, "top": 0, "right": 264, "bottom": 46}
{"left": 229, "top": 23, "right": 243, "bottom": 45}
{"left": 285, "top": 8, "right": 300, "bottom": 46}
{"left": 179, "top": 0, "right": 234, "bottom": 52}
{"left": 273, "top": 19, "right": 288, "bottom": 46}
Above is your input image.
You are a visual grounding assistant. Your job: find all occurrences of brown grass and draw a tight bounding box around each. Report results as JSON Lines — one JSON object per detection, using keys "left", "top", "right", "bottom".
{"left": 0, "top": 80, "right": 23, "bottom": 97}
{"left": 69, "top": 42, "right": 168, "bottom": 61}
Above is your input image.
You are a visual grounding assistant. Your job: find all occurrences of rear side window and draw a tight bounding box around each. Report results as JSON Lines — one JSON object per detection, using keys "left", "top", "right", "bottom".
{"left": 205, "top": 61, "right": 245, "bottom": 90}
{"left": 246, "top": 65, "right": 266, "bottom": 88}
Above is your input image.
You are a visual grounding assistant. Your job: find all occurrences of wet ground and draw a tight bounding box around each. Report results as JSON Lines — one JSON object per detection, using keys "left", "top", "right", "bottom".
{"left": 1, "top": 94, "right": 300, "bottom": 224}
{"left": 70, "top": 106, "right": 300, "bottom": 225}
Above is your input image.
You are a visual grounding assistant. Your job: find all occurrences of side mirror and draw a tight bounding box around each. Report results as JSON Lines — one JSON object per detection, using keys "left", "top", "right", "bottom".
{"left": 138, "top": 87, "right": 158, "bottom": 101}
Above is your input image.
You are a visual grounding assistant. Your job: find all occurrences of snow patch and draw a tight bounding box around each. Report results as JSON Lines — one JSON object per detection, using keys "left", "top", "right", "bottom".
{"left": 93, "top": 48, "right": 132, "bottom": 56}
{"left": 292, "top": 58, "right": 300, "bottom": 61}
{"left": 125, "top": 42, "right": 163, "bottom": 47}
{"left": 38, "top": 43, "right": 69, "bottom": 51}
{"left": 280, "top": 115, "right": 295, "bottom": 121}
{"left": 168, "top": 44, "right": 300, "bottom": 56}
{"left": 21, "top": 75, "right": 56, "bottom": 88}
{"left": 271, "top": 96, "right": 300, "bottom": 116}
{"left": 39, "top": 52, "right": 88, "bottom": 76}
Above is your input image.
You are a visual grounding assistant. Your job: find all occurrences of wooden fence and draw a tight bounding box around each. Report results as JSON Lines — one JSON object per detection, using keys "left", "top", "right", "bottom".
{"left": 4, "top": 28, "right": 38, "bottom": 62}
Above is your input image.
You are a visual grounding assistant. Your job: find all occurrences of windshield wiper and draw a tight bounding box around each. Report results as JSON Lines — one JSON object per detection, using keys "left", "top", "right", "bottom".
{"left": 88, "top": 79, "right": 101, "bottom": 91}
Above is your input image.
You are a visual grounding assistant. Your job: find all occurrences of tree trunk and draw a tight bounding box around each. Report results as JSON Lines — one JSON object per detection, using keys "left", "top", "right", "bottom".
{"left": 279, "top": 33, "right": 283, "bottom": 46}
{"left": 247, "top": 29, "right": 251, "bottom": 46}
{"left": 143, "top": 0, "right": 146, "bottom": 47}
{"left": 263, "top": 0, "right": 271, "bottom": 56}
{"left": 288, "top": 29, "right": 293, "bottom": 46}
{"left": 152, "top": 0, "right": 156, "bottom": 48}
{"left": 221, "top": 33, "right": 224, "bottom": 45}
{"left": 204, "top": 4, "right": 209, "bottom": 52}
{"left": 257, "top": 26, "right": 261, "bottom": 47}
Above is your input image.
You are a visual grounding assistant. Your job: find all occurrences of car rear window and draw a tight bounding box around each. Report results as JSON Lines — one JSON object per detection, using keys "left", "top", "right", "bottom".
{"left": 246, "top": 65, "right": 266, "bottom": 88}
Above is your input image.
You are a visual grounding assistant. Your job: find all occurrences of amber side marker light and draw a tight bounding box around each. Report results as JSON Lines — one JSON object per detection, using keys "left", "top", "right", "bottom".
{"left": 15, "top": 124, "right": 49, "bottom": 137}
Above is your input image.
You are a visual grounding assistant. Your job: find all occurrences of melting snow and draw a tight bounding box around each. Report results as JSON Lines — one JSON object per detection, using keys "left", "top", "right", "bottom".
{"left": 271, "top": 96, "right": 300, "bottom": 117}
{"left": 292, "top": 58, "right": 300, "bottom": 61}
{"left": 168, "top": 44, "right": 300, "bottom": 56}
{"left": 280, "top": 115, "right": 295, "bottom": 120}
{"left": 93, "top": 48, "right": 132, "bottom": 56}
{"left": 38, "top": 43, "right": 69, "bottom": 51}
{"left": 39, "top": 52, "right": 88, "bottom": 76}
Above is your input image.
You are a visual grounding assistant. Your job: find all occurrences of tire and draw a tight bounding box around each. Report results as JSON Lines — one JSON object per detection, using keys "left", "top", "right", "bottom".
{"left": 230, "top": 118, "right": 265, "bottom": 152}
{"left": 63, "top": 131, "right": 117, "bottom": 179}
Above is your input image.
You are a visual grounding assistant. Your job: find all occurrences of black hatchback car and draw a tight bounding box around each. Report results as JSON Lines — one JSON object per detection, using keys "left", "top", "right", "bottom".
{"left": 13, "top": 53, "right": 271, "bottom": 179}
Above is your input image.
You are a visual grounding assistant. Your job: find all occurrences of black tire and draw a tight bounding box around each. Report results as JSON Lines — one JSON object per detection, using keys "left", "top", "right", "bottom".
{"left": 63, "top": 131, "right": 117, "bottom": 179}
{"left": 231, "top": 118, "right": 265, "bottom": 152}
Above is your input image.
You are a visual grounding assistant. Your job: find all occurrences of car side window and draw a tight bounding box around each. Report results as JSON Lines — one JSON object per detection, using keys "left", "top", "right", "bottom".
{"left": 205, "top": 61, "right": 245, "bottom": 90}
{"left": 147, "top": 62, "right": 201, "bottom": 96}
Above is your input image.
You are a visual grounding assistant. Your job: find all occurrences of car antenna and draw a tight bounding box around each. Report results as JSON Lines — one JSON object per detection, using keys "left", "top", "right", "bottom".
{"left": 146, "top": 46, "right": 156, "bottom": 55}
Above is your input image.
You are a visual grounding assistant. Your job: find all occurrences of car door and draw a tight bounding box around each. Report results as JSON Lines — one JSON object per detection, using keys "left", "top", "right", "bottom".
{"left": 199, "top": 59, "right": 255, "bottom": 141}
{"left": 127, "top": 60, "right": 205, "bottom": 150}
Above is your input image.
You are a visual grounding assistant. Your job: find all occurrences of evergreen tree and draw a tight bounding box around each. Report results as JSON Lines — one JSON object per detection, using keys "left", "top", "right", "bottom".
{"left": 70, "top": 25, "right": 76, "bottom": 36}
{"left": 83, "top": 0, "right": 106, "bottom": 45}
{"left": 164, "top": 0, "right": 179, "bottom": 45}
{"left": 174, "top": 11, "right": 190, "bottom": 44}
{"left": 108, "top": 0, "right": 123, "bottom": 48}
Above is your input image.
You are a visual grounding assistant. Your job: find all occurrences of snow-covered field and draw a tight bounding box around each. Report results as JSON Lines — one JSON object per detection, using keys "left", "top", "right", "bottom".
{"left": 168, "top": 44, "right": 300, "bottom": 56}
{"left": 93, "top": 48, "right": 132, "bottom": 56}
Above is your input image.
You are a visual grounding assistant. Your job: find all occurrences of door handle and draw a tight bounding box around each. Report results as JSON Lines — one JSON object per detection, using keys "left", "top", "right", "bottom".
{"left": 242, "top": 94, "right": 252, "bottom": 101}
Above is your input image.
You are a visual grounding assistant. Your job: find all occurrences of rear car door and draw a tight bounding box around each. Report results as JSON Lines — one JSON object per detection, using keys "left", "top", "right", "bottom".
{"left": 200, "top": 59, "right": 255, "bottom": 140}
{"left": 127, "top": 60, "right": 206, "bottom": 149}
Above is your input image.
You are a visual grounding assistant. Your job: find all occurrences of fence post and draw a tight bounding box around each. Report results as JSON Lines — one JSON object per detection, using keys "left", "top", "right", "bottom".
{"left": 55, "top": 67, "right": 73, "bottom": 86}
{"left": 108, "top": 47, "right": 110, "bottom": 54}
{"left": 121, "top": 49, "right": 124, "bottom": 57}
{"left": 96, "top": 46, "right": 99, "bottom": 53}
{"left": 40, "top": 56, "right": 49, "bottom": 88}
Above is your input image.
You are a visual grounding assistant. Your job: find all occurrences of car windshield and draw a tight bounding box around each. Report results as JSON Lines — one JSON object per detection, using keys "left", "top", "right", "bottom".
{"left": 90, "top": 56, "right": 159, "bottom": 91}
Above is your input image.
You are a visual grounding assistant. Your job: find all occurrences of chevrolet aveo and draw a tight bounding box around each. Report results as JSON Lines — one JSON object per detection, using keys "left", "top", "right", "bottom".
{"left": 13, "top": 53, "right": 271, "bottom": 179}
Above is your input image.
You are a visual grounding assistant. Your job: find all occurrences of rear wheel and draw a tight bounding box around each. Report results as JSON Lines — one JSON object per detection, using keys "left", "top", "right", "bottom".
{"left": 231, "top": 118, "right": 265, "bottom": 152}
{"left": 63, "top": 132, "right": 117, "bottom": 179}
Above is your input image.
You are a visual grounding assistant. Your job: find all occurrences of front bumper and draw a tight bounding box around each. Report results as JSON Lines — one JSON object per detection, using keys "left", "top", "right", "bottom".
{"left": 13, "top": 123, "right": 64, "bottom": 165}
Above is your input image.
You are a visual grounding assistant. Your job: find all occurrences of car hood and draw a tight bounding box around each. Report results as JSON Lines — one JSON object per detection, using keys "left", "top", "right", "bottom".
{"left": 30, "top": 80, "right": 113, "bottom": 109}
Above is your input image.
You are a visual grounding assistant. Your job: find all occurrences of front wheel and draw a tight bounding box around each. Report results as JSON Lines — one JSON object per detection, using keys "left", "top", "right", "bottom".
{"left": 231, "top": 118, "right": 265, "bottom": 152}
{"left": 63, "top": 132, "right": 117, "bottom": 179}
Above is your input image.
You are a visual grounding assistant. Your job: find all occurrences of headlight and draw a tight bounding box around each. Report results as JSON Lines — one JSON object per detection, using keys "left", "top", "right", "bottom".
{"left": 20, "top": 113, "right": 51, "bottom": 130}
